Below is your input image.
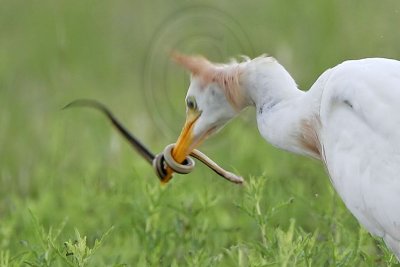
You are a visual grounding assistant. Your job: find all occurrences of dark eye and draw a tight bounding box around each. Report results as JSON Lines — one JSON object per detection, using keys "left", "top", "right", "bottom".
{"left": 186, "top": 96, "right": 197, "bottom": 110}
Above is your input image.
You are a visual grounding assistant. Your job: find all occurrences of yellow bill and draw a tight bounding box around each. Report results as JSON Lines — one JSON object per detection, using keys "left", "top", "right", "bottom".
{"left": 161, "top": 110, "right": 201, "bottom": 183}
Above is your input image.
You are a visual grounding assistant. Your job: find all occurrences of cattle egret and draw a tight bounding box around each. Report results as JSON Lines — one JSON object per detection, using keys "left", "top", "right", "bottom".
{"left": 171, "top": 52, "right": 400, "bottom": 259}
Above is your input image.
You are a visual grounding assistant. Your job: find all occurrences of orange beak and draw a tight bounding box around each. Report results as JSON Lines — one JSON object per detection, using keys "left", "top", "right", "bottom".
{"left": 161, "top": 110, "right": 201, "bottom": 183}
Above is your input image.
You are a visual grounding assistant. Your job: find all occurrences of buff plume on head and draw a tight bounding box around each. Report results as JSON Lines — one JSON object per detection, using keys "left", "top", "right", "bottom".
{"left": 171, "top": 52, "right": 248, "bottom": 110}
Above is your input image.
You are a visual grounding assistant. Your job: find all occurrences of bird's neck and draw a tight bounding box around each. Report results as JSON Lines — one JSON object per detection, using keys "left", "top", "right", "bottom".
{"left": 240, "top": 59, "right": 322, "bottom": 159}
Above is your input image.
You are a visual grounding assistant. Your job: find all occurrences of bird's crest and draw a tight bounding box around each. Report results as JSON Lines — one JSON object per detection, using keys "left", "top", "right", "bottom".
{"left": 171, "top": 52, "right": 246, "bottom": 110}
{"left": 171, "top": 52, "right": 213, "bottom": 78}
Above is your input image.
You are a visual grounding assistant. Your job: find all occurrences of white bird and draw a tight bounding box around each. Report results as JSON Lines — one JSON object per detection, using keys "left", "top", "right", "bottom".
{"left": 170, "top": 52, "right": 400, "bottom": 259}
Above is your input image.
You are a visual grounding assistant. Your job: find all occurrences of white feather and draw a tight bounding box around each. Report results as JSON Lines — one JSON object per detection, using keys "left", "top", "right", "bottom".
{"left": 319, "top": 59, "right": 400, "bottom": 258}
{"left": 182, "top": 55, "right": 400, "bottom": 259}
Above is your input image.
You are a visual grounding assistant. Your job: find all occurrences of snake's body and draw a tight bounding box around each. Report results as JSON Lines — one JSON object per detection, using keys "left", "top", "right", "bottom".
{"left": 65, "top": 99, "right": 243, "bottom": 184}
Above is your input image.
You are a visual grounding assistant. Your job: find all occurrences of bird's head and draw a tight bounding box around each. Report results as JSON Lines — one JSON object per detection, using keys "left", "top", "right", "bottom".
{"left": 170, "top": 52, "right": 250, "bottom": 163}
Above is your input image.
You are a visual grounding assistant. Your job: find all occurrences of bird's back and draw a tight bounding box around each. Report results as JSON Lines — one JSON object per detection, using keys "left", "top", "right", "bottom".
{"left": 318, "top": 58, "right": 400, "bottom": 257}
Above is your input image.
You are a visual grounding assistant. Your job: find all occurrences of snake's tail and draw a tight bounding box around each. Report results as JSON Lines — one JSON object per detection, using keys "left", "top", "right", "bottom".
{"left": 64, "top": 99, "right": 155, "bottom": 164}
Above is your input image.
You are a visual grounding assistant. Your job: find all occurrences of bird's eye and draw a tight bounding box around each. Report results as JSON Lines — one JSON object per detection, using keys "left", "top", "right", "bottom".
{"left": 186, "top": 96, "right": 197, "bottom": 110}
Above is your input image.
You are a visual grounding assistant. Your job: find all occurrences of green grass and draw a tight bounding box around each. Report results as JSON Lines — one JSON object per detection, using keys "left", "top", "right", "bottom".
{"left": 1, "top": 0, "right": 400, "bottom": 266}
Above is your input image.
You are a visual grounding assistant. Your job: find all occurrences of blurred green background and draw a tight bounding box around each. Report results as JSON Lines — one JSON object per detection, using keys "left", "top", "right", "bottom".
{"left": 1, "top": 0, "right": 400, "bottom": 266}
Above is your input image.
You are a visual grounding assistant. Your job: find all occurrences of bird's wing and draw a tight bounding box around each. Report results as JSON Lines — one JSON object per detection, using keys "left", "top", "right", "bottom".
{"left": 319, "top": 58, "right": 400, "bottom": 242}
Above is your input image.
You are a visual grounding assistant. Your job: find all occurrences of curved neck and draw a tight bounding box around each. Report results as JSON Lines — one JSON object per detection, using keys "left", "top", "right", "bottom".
{"left": 239, "top": 58, "right": 322, "bottom": 159}
{"left": 241, "top": 58, "right": 301, "bottom": 108}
